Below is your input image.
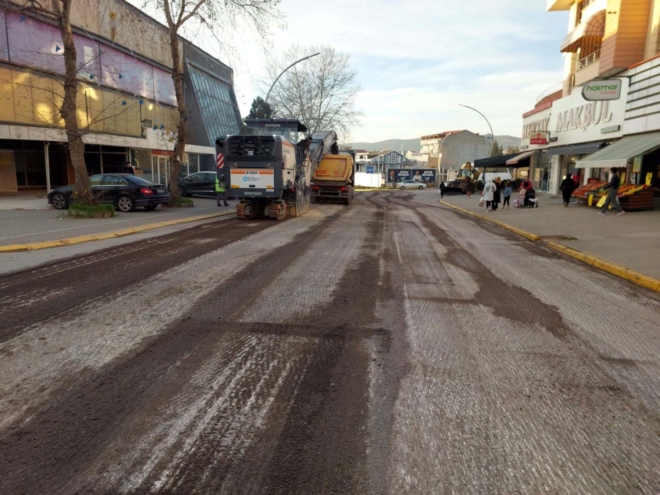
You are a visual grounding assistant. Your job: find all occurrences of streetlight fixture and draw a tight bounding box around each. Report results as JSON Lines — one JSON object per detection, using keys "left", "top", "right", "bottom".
{"left": 265, "top": 52, "right": 321, "bottom": 105}
{"left": 458, "top": 104, "right": 495, "bottom": 158}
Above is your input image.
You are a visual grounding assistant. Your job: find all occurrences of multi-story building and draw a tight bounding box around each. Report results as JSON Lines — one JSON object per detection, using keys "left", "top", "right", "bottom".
{"left": 421, "top": 130, "right": 490, "bottom": 181}
{"left": 520, "top": 0, "right": 660, "bottom": 194}
{"left": 0, "top": 0, "right": 241, "bottom": 193}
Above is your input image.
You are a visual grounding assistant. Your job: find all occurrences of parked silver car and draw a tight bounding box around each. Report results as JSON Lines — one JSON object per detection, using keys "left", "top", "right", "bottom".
{"left": 399, "top": 180, "right": 427, "bottom": 191}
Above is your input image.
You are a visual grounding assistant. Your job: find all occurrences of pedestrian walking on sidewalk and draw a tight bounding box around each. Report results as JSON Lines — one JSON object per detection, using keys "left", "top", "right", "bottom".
{"left": 492, "top": 177, "right": 502, "bottom": 211}
{"left": 599, "top": 168, "right": 625, "bottom": 216}
{"left": 560, "top": 173, "right": 576, "bottom": 207}
{"left": 503, "top": 181, "right": 512, "bottom": 209}
{"left": 465, "top": 177, "right": 474, "bottom": 197}
{"left": 542, "top": 169, "right": 549, "bottom": 192}
{"left": 216, "top": 176, "right": 229, "bottom": 207}
{"left": 482, "top": 179, "right": 496, "bottom": 211}
{"left": 439, "top": 181, "right": 446, "bottom": 198}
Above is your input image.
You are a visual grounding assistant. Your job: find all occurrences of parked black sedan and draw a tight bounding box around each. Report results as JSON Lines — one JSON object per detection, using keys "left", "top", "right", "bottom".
{"left": 48, "top": 174, "right": 170, "bottom": 212}
{"left": 179, "top": 171, "right": 217, "bottom": 198}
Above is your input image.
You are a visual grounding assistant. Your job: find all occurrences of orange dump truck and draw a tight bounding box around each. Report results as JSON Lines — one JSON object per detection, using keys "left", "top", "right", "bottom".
{"left": 310, "top": 153, "right": 355, "bottom": 206}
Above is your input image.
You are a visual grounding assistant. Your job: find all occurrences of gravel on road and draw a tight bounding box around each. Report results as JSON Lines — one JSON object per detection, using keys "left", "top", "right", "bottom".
{"left": 0, "top": 190, "right": 658, "bottom": 495}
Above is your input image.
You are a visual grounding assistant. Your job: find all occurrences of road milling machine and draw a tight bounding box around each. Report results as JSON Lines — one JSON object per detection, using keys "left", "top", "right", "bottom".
{"left": 215, "top": 119, "right": 338, "bottom": 220}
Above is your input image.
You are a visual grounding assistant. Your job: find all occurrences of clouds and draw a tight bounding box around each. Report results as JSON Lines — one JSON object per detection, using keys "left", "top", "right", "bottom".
{"left": 135, "top": 0, "right": 569, "bottom": 142}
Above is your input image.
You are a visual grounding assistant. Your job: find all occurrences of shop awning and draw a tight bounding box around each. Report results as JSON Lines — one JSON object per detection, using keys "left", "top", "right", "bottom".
{"left": 560, "top": 10, "right": 605, "bottom": 53}
{"left": 505, "top": 151, "right": 535, "bottom": 166}
{"left": 545, "top": 141, "right": 606, "bottom": 156}
{"left": 575, "top": 132, "right": 660, "bottom": 168}
{"left": 474, "top": 153, "right": 520, "bottom": 169}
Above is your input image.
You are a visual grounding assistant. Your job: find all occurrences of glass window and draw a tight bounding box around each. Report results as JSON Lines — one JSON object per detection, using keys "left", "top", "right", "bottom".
{"left": 128, "top": 175, "right": 156, "bottom": 186}
{"left": 101, "top": 175, "right": 126, "bottom": 186}
{"left": 90, "top": 175, "right": 102, "bottom": 186}
{"left": 189, "top": 66, "right": 241, "bottom": 143}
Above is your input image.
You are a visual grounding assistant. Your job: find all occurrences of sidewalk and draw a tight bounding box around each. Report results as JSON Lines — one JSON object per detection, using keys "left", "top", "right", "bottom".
{"left": 439, "top": 192, "right": 660, "bottom": 280}
{"left": 0, "top": 197, "right": 237, "bottom": 247}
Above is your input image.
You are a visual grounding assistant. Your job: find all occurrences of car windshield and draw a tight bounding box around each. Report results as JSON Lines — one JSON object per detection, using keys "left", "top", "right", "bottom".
{"left": 130, "top": 176, "right": 157, "bottom": 186}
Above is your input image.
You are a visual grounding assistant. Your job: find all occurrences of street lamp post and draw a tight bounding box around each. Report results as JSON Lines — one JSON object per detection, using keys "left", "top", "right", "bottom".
{"left": 459, "top": 104, "right": 495, "bottom": 158}
{"left": 265, "top": 52, "right": 321, "bottom": 105}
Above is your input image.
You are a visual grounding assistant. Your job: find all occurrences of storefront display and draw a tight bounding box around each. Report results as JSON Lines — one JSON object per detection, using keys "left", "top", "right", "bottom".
{"left": 572, "top": 181, "right": 654, "bottom": 211}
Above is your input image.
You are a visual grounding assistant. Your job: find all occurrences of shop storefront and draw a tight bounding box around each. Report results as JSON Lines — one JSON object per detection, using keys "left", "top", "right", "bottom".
{"left": 574, "top": 132, "right": 660, "bottom": 210}
{"left": 520, "top": 103, "right": 553, "bottom": 191}
{"left": 542, "top": 82, "right": 628, "bottom": 195}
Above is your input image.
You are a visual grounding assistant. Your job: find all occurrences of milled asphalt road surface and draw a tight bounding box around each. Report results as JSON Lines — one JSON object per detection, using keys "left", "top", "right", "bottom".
{"left": 0, "top": 190, "right": 659, "bottom": 494}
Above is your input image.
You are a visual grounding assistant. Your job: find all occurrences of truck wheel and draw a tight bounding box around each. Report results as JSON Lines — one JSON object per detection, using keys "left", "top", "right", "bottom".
{"left": 343, "top": 198, "right": 350, "bottom": 206}
{"left": 311, "top": 196, "right": 319, "bottom": 204}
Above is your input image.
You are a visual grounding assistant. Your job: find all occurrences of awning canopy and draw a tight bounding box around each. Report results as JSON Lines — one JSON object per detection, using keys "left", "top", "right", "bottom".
{"left": 545, "top": 141, "right": 606, "bottom": 156}
{"left": 576, "top": 132, "right": 660, "bottom": 169}
{"left": 474, "top": 153, "right": 520, "bottom": 169}
{"left": 505, "top": 151, "right": 535, "bottom": 166}
{"left": 560, "top": 10, "right": 605, "bottom": 53}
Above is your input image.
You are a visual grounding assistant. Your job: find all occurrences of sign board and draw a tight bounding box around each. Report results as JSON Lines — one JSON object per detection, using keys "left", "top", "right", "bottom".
{"left": 529, "top": 131, "right": 549, "bottom": 145}
{"left": 230, "top": 169, "right": 275, "bottom": 192}
{"left": 387, "top": 168, "right": 436, "bottom": 184}
{"left": 582, "top": 79, "right": 623, "bottom": 101}
{"left": 366, "top": 165, "right": 374, "bottom": 174}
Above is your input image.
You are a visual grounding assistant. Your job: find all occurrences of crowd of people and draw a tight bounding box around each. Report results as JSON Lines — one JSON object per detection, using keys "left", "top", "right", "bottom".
{"left": 479, "top": 176, "right": 537, "bottom": 212}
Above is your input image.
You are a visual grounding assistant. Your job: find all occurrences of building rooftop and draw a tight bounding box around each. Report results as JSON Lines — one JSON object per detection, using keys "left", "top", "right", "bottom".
{"left": 421, "top": 130, "right": 465, "bottom": 140}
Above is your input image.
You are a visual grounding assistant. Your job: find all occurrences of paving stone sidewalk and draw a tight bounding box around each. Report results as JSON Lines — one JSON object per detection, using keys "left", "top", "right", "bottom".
{"left": 440, "top": 192, "right": 660, "bottom": 280}
{"left": 0, "top": 197, "right": 237, "bottom": 246}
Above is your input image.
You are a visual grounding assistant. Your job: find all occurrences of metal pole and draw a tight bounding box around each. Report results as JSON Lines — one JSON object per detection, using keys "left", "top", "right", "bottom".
{"left": 459, "top": 104, "right": 495, "bottom": 158}
{"left": 44, "top": 142, "right": 51, "bottom": 193}
{"left": 265, "top": 52, "right": 321, "bottom": 105}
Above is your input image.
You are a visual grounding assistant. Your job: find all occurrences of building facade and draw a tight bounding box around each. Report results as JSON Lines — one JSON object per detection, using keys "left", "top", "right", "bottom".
{"left": 421, "top": 130, "right": 490, "bottom": 181}
{"left": 0, "top": 0, "right": 241, "bottom": 193}
{"left": 519, "top": 0, "right": 660, "bottom": 195}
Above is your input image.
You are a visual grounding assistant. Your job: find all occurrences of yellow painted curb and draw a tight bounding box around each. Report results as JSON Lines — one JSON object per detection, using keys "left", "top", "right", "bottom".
{"left": 0, "top": 211, "right": 234, "bottom": 253}
{"left": 547, "top": 242, "right": 660, "bottom": 293}
{"left": 437, "top": 200, "right": 660, "bottom": 293}
{"left": 439, "top": 200, "right": 542, "bottom": 242}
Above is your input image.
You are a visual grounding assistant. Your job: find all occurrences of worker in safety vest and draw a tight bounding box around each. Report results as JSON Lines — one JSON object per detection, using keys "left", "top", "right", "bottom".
{"left": 215, "top": 176, "right": 229, "bottom": 206}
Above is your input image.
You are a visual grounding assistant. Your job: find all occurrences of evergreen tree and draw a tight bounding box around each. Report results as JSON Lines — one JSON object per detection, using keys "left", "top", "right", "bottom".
{"left": 247, "top": 97, "right": 274, "bottom": 119}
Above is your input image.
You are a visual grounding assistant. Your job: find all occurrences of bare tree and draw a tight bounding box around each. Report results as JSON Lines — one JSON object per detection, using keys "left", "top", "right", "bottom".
{"left": 19, "top": 0, "right": 92, "bottom": 203}
{"left": 265, "top": 45, "right": 362, "bottom": 136}
{"left": 137, "top": 0, "right": 282, "bottom": 199}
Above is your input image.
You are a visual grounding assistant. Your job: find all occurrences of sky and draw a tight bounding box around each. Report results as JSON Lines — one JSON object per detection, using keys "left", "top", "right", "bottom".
{"left": 139, "top": 0, "right": 570, "bottom": 143}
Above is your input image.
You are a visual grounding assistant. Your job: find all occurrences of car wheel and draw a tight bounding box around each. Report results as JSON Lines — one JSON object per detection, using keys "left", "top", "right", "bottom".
{"left": 418, "top": 186, "right": 424, "bottom": 190}
{"left": 51, "top": 193, "right": 68, "bottom": 210}
{"left": 400, "top": 186, "right": 406, "bottom": 191}
{"left": 117, "top": 195, "right": 135, "bottom": 212}
{"left": 145, "top": 205, "right": 158, "bottom": 211}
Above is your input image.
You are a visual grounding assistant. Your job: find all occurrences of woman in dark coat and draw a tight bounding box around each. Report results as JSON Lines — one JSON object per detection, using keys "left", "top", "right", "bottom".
{"left": 560, "top": 173, "right": 576, "bottom": 207}
{"left": 492, "top": 177, "right": 502, "bottom": 211}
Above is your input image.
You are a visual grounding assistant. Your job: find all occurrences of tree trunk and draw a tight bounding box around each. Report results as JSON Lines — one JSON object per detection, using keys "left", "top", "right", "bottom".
{"left": 59, "top": 0, "right": 92, "bottom": 204}
{"left": 168, "top": 30, "right": 186, "bottom": 199}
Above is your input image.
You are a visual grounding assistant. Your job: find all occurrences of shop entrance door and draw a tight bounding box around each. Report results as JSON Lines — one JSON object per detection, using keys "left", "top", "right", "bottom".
{"left": 152, "top": 155, "right": 170, "bottom": 186}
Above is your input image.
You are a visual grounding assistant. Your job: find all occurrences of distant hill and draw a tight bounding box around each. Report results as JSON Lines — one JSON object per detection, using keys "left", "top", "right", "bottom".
{"left": 348, "top": 135, "right": 521, "bottom": 153}
{"left": 347, "top": 138, "right": 420, "bottom": 153}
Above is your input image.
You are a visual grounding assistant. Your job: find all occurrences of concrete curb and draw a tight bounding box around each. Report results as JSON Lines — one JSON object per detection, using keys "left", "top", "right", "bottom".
{"left": 546, "top": 242, "right": 660, "bottom": 293}
{"left": 0, "top": 211, "right": 235, "bottom": 253}
{"left": 439, "top": 199, "right": 660, "bottom": 293}
{"left": 439, "top": 200, "right": 541, "bottom": 242}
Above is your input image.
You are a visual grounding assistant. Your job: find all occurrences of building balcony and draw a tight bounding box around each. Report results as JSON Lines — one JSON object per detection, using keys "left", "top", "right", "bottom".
{"left": 574, "top": 52, "right": 601, "bottom": 86}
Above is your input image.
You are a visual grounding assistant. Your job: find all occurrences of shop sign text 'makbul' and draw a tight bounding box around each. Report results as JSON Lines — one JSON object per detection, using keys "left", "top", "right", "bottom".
{"left": 555, "top": 101, "right": 614, "bottom": 133}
